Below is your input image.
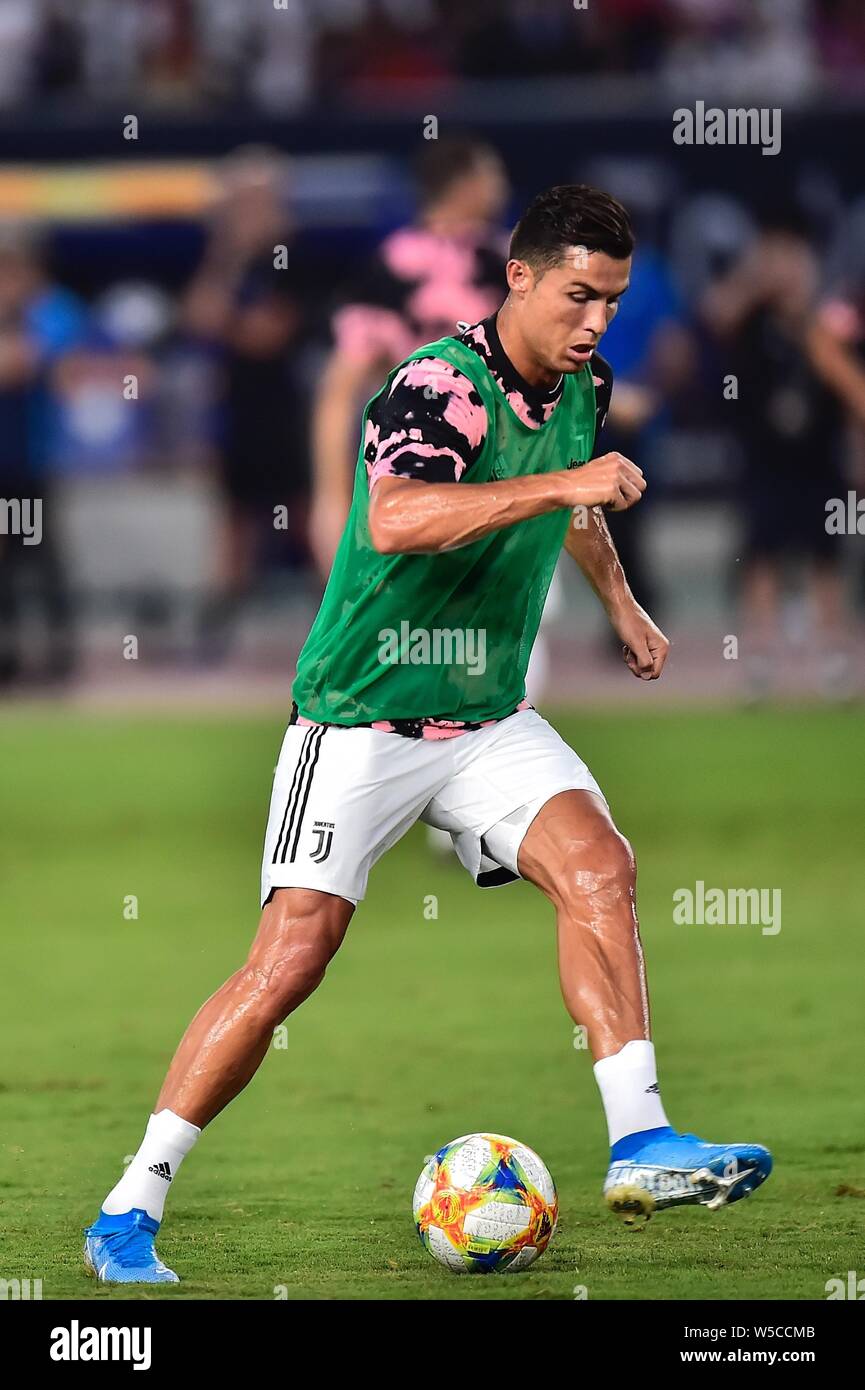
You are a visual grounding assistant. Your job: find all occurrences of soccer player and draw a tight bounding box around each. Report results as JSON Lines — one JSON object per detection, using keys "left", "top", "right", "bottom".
{"left": 84, "top": 185, "right": 772, "bottom": 1283}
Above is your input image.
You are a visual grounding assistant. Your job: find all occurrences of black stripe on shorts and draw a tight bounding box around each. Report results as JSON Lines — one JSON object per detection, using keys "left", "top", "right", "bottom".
{"left": 272, "top": 725, "right": 327, "bottom": 866}
{"left": 273, "top": 726, "right": 315, "bottom": 865}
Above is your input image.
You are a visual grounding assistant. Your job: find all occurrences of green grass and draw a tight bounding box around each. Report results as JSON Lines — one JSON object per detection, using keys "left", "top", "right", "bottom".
{"left": 1, "top": 704, "right": 863, "bottom": 1300}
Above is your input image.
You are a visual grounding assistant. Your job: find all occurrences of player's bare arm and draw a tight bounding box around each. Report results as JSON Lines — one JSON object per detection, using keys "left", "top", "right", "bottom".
{"left": 368, "top": 451, "right": 645, "bottom": 554}
{"left": 564, "top": 506, "right": 671, "bottom": 680}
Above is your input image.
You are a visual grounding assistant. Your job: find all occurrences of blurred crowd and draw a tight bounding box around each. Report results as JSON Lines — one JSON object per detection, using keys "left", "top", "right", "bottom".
{"left": 1, "top": 133, "right": 865, "bottom": 692}
{"left": 1, "top": 0, "right": 864, "bottom": 112}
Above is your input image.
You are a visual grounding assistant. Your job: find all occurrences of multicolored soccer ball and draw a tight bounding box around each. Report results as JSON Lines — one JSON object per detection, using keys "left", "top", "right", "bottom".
{"left": 413, "top": 1132, "right": 558, "bottom": 1273}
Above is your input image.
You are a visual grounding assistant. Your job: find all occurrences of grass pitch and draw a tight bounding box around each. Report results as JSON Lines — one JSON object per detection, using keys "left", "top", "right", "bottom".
{"left": 1, "top": 703, "right": 862, "bottom": 1300}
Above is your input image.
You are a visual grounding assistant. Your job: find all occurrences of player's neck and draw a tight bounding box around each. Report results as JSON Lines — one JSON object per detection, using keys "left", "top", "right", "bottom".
{"left": 495, "top": 303, "right": 560, "bottom": 390}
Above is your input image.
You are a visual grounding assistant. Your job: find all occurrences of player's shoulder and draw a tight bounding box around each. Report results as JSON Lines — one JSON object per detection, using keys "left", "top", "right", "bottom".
{"left": 369, "top": 350, "right": 491, "bottom": 457}
{"left": 366, "top": 348, "right": 491, "bottom": 486}
{"left": 387, "top": 350, "right": 482, "bottom": 399}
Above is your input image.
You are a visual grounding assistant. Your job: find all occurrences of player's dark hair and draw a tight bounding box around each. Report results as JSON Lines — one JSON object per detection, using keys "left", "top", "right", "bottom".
{"left": 509, "top": 184, "right": 635, "bottom": 270}
{"left": 414, "top": 135, "right": 500, "bottom": 208}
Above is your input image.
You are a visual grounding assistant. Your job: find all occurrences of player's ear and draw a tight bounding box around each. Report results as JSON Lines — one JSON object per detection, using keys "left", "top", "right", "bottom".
{"left": 506, "top": 257, "right": 535, "bottom": 298}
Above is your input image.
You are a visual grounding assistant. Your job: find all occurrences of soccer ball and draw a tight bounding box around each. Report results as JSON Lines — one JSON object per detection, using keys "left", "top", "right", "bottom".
{"left": 413, "top": 1132, "right": 558, "bottom": 1273}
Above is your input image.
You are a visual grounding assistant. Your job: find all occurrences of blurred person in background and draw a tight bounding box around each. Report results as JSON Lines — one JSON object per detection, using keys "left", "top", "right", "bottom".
{"left": 182, "top": 147, "right": 306, "bottom": 661}
{"left": 0, "top": 226, "right": 85, "bottom": 687}
{"left": 309, "top": 134, "right": 509, "bottom": 579}
{"left": 702, "top": 209, "right": 864, "bottom": 697}
{"left": 51, "top": 282, "right": 172, "bottom": 475}
{"left": 807, "top": 297, "right": 865, "bottom": 616}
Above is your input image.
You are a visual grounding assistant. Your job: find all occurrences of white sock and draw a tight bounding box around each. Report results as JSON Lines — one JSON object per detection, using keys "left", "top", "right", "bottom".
{"left": 593, "top": 1040, "right": 671, "bottom": 1147}
{"left": 102, "top": 1110, "right": 201, "bottom": 1222}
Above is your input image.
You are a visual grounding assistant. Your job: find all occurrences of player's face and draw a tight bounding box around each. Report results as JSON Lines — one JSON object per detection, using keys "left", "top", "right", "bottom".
{"left": 510, "top": 248, "right": 631, "bottom": 374}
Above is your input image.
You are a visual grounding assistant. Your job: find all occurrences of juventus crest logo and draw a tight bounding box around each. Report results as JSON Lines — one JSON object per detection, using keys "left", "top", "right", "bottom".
{"left": 310, "top": 820, "right": 335, "bottom": 863}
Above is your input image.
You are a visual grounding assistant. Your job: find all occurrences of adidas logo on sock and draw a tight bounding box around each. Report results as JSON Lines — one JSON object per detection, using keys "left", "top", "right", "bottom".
{"left": 148, "top": 1161, "right": 172, "bottom": 1181}
{"left": 644, "top": 1082, "right": 660, "bottom": 1094}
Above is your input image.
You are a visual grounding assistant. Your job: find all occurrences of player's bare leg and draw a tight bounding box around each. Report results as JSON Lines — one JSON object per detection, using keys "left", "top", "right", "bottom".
{"left": 156, "top": 888, "right": 353, "bottom": 1127}
{"left": 516, "top": 788, "right": 648, "bottom": 1061}
{"left": 517, "top": 788, "right": 772, "bottom": 1224}
{"left": 84, "top": 888, "right": 353, "bottom": 1281}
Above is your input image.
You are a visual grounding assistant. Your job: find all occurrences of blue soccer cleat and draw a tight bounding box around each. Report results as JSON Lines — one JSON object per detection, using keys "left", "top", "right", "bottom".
{"left": 83, "top": 1208, "right": 179, "bottom": 1284}
{"left": 603, "top": 1125, "right": 773, "bottom": 1226}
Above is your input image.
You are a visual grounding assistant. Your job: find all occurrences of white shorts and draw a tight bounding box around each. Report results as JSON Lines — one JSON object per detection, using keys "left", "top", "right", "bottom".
{"left": 260, "top": 707, "right": 607, "bottom": 908}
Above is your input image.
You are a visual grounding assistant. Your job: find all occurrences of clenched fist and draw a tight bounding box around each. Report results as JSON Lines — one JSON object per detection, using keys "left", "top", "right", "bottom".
{"left": 565, "top": 452, "right": 646, "bottom": 512}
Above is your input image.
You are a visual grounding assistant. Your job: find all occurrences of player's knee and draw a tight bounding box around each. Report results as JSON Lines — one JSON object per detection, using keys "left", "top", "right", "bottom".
{"left": 244, "top": 894, "right": 345, "bottom": 1020}
{"left": 556, "top": 823, "right": 636, "bottom": 913}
